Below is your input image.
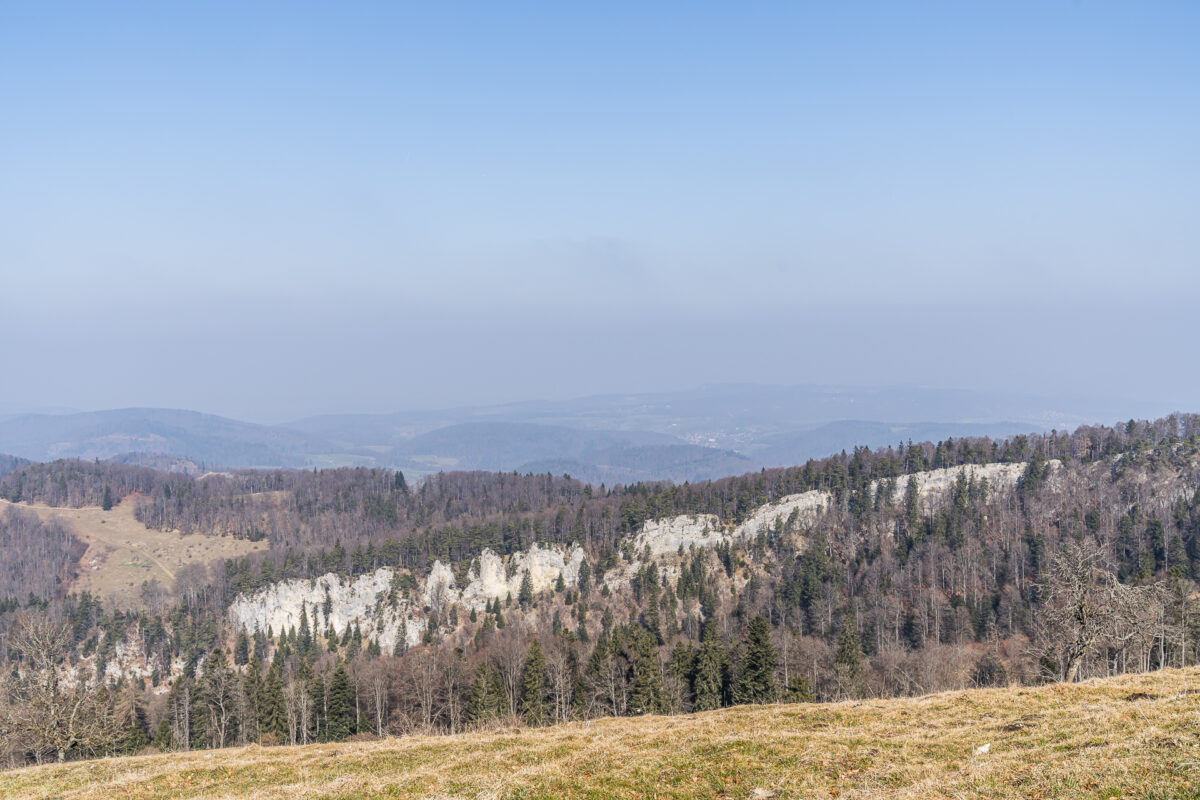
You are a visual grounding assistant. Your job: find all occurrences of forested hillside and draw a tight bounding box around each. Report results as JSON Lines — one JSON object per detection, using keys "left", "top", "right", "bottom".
{"left": 0, "top": 409, "right": 333, "bottom": 467}
{"left": 0, "top": 453, "right": 30, "bottom": 479}
{"left": 0, "top": 506, "right": 84, "bottom": 604}
{"left": 1, "top": 414, "right": 1199, "bottom": 767}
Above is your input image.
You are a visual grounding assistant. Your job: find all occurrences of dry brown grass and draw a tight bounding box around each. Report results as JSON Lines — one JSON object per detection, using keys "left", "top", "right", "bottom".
{"left": 2, "top": 667, "right": 1198, "bottom": 799}
{"left": 0, "top": 499, "right": 266, "bottom": 608}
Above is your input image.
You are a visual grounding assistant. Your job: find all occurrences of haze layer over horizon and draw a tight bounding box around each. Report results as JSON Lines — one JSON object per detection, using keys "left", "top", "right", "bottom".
{"left": 2, "top": 2, "right": 1197, "bottom": 421}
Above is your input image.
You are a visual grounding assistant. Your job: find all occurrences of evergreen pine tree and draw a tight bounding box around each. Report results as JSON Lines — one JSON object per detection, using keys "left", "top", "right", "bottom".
{"left": 234, "top": 631, "right": 250, "bottom": 666}
{"left": 519, "top": 571, "right": 535, "bottom": 610}
{"left": 243, "top": 655, "right": 263, "bottom": 742}
{"left": 577, "top": 558, "right": 591, "bottom": 600}
{"left": 297, "top": 603, "right": 313, "bottom": 656}
{"left": 466, "top": 662, "right": 501, "bottom": 725}
{"left": 308, "top": 670, "right": 326, "bottom": 742}
{"left": 325, "top": 663, "right": 354, "bottom": 741}
{"left": 520, "top": 639, "right": 550, "bottom": 726}
{"left": 668, "top": 640, "right": 696, "bottom": 712}
{"left": 834, "top": 610, "right": 865, "bottom": 699}
{"left": 692, "top": 621, "right": 727, "bottom": 711}
{"left": 626, "top": 626, "right": 665, "bottom": 715}
{"left": 784, "top": 674, "right": 814, "bottom": 703}
{"left": 732, "top": 615, "right": 778, "bottom": 705}
{"left": 152, "top": 718, "right": 174, "bottom": 750}
{"left": 576, "top": 601, "right": 590, "bottom": 643}
{"left": 259, "top": 661, "right": 287, "bottom": 742}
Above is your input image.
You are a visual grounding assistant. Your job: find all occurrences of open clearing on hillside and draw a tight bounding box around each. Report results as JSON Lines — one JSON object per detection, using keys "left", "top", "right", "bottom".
{"left": 2, "top": 669, "right": 1198, "bottom": 799}
{"left": 0, "top": 499, "right": 266, "bottom": 608}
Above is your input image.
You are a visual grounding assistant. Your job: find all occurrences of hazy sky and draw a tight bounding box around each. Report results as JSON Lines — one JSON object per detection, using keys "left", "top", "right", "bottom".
{"left": 2, "top": 2, "right": 1197, "bottom": 422}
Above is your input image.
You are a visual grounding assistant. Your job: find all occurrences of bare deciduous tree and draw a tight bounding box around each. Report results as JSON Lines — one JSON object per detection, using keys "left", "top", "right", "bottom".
{"left": 0, "top": 616, "right": 118, "bottom": 764}
{"left": 1035, "top": 541, "right": 1167, "bottom": 682}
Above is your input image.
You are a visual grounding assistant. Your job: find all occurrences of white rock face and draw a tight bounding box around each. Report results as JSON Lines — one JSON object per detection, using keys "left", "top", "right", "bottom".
{"left": 873, "top": 461, "right": 1058, "bottom": 506}
{"left": 229, "top": 568, "right": 426, "bottom": 653}
{"left": 610, "top": 464, "right": 1051, "bottom": 587}
{"left": 229, "top": 542, "right": 585, "bottom": 647}
{"left": 103, "top": 635, "right": 156, "bottom": 683}
{"left": 631, "top": 489, "right": 830, "bottom": 561}
{"left": 633, "top": 514, "right": 723, "bottom": 559}
{"left": 735, "top": 490, "right": 831, "bottom": 539}
{"left": 428, "top": 543, "right": 586, "bottom": 612}
{"left": 609, "top": 491, "right": 830, "bottom": 590}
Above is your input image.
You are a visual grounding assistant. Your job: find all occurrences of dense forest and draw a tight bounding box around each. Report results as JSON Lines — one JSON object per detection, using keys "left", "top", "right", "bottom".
{"left": 1, "top": 414, "right": 1200, "bottom": 766}
{"left": 0, "top": 506, "right": 84, "bottom": 606}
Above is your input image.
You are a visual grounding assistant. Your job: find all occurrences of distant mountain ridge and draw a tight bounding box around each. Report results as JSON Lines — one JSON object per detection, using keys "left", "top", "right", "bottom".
{"left": 389, "top": 422, "right": 678, "bottom": 472}
{"left": 0, "top": 383, "right": 1153, "bottom": 483}
{"left": 0, "top": 408, "right": 332, "bottom": 468}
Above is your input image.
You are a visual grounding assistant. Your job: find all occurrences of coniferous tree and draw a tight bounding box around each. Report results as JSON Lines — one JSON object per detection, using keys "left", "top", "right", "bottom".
{"left": 667, "top": 640, "right": 696, "bottom": 712}
{"left": 519, "top": 571, "right": 535, "bottom": 610}
{"left": 308, "top": 670, "right": 326, "bottom": 742}
{"left": 576, "top": 602, "right": 589, "bottom": 642}
{"left": 297, "top": 604, "right": 313, "bottom": 657}
{"left": 578, "top": 558, "right": 593, "bottom": 600}
{"left": 520, "top": 639, "right": 550, "bottom": 726}
{"left": 834, "top": 610, "right": 865, "bottom": 699}
{"left": 626, "top": 626, "right": 665, "bottom": 715}
{"left": 466, "top": 662, "right": 503, "bottom": 725}
{"left": 693, "top": 621, "right": 727, "bottom": 711}
{"left": 732, "top": 615, "right": 778, "bottom": 705}
{"left": 242, "top": 655, "right": 263, "bottom": 742}
{"left": 783, "top": 674, "right": 814, "bottom": 703}
{"left": 325, "top": 663, "right": 354, "bottom": 741}
{"left": 259, "top": 661, "right": 287, "bottom": 742}
{"left": 152, "top": 718, "right": 174, "bottom": 751}
{"left": 234, "top": 631, "right": 250, "bottom": 666}
{"left": 116, "top": 684, "right": 149, "bottom": 754}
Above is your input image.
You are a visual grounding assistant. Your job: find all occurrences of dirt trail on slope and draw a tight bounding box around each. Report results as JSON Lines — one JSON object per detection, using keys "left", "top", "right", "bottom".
{"left": 0, "top": 498, "right": 266, "bottom": 608}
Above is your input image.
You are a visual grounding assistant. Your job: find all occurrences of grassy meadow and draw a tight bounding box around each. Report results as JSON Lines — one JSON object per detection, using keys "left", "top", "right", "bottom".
{"left": 2, "top": 667, "right": 1198, "bottom": 800}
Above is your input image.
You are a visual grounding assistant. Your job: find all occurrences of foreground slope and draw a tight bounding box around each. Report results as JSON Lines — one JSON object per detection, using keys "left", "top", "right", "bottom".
{"left": 4, "top": 669, "right": 1198, "bottom": 800}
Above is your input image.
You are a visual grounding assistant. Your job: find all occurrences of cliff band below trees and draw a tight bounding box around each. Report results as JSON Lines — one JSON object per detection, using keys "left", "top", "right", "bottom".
{"left": 227, "top": 462, "right": 1041, "bottom": 651}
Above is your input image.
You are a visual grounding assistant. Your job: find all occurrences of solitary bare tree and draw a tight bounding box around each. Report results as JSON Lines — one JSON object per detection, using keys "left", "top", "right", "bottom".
{"left": 1036, "top": 541, "right": 1166, "bottom": 682}
{"left": 0, "top": 616, "right": 117, "bottom": 764}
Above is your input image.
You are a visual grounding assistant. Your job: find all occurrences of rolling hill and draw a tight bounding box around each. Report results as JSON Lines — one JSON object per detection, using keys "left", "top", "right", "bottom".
{"left": 0, "top": 409, "right": 336, "bottom": 468}
{"left": 0, "top": 383, "right": 1172, "bottom": 482}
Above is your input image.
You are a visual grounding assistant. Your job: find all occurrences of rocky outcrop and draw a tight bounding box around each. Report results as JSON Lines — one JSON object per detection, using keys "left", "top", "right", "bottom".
{"left": 872, "top": 461, "right": 1058, "bottom": 507}
{"left": 631, "top": 489, "right": 830, "bottom": 561}
{"left": 228, "top": 463, "right": 1051, "bottom": 644}
{"left": 229, "top": 568, "right": 427, "bottom": 654}
{"left": 229, "top": 543, "right": 585, "bottom": 648}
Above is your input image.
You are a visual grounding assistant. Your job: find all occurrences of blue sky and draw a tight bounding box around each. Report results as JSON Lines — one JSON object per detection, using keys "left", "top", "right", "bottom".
{"left": 1, "top": 2, "right": 1197, "bottom": 421}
